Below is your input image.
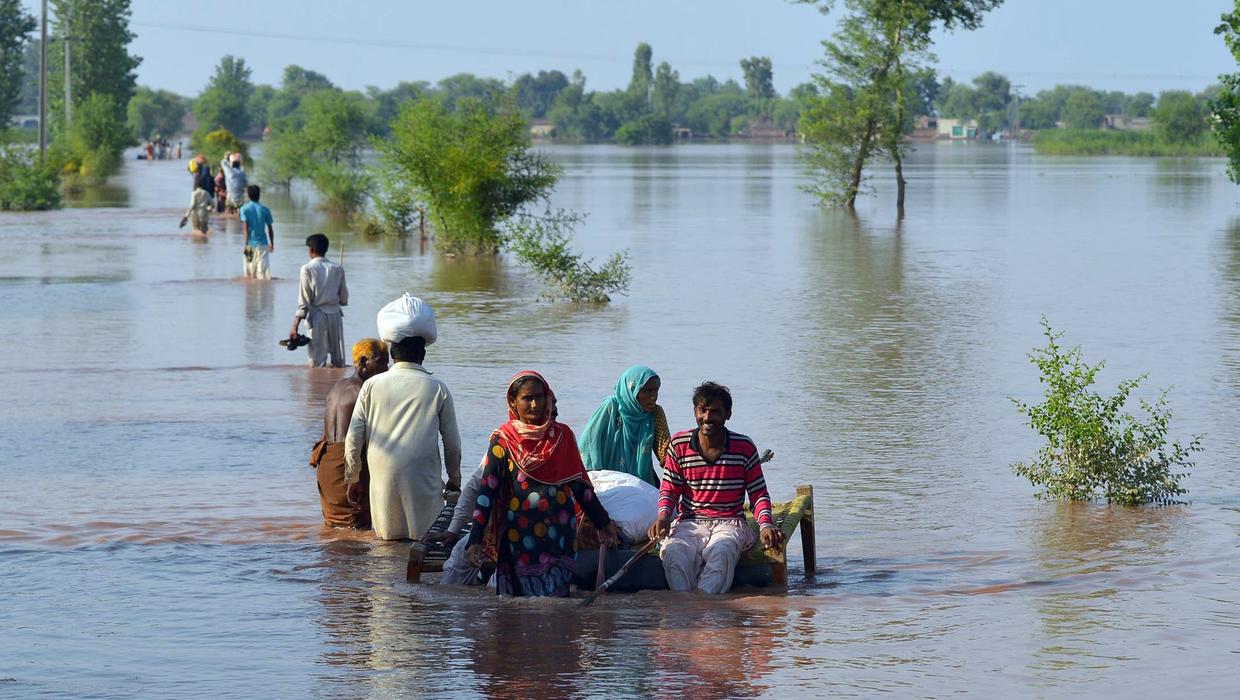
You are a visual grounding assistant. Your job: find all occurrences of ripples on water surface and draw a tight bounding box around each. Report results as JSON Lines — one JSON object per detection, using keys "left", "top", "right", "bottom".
{"left": 2, "top": 144, "right": 1239, "bottom": 697}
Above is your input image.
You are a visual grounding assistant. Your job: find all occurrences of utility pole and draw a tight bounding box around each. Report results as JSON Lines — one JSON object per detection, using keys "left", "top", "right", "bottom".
{"left": 64, "top": 16, "right": 71, "bottom": 128}
{"left": 1010, "top": 83, "right": 1024, "bottom": 139}
{"left": 38, "top": 0, "right": 47, "bottom": 155}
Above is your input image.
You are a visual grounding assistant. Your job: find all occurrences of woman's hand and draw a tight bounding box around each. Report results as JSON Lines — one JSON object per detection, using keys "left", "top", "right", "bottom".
{"left": 599, "top": 521, "right": 620, "bottom": 547}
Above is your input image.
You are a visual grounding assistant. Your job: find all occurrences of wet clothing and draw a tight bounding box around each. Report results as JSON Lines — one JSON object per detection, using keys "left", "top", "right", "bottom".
{"left": 243, "top": 245, "right": 270, "bottom": 279}
{"left": 239, "top": 201, "right": 273, "bottom": 247}
{"left": 310, "top": 375, "right": 369, "bottom": 528}
{"left": 577, "top": 365, "right": 668, "bottom": 488}
{"left": 185, "top": 188, "right": 212, "bottom": 233}
{"left": 344, "top": 362, "right": 462, "bottom": 540}
{"left": 657, "top": 429, "right": 774, "bottom": 527}
{"left": 295, "top": 256, "right": 348, "bottom": 368}
{"left": 442, "top": 465, "right": 485, "bottom": 585}
{"left": 219, "top": 158, "right": 247, "bottom": 208}
{"left": 468, "top": 370, "right": 613, "bottom": 597}
{"left": 660, "top": 518, "right": 755, "bottom": 594}
{"left": 467, "top": 433, "right": 612, "bottom": 597}
{"left": 214, "top": 171, "right": 227, "bottom": 212}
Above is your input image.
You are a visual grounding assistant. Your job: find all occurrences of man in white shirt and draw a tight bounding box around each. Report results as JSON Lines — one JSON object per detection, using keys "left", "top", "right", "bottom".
{"left": 289, "top": 233, "right": 348, "bottom": 368}
{"left": 344, "top": 333, "right": 462, "bottom": 541}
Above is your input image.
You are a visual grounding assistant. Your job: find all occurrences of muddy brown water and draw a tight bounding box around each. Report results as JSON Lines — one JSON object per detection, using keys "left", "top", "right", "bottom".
{"left": 2, "top": 144, "right": 1238, "bottom": 697}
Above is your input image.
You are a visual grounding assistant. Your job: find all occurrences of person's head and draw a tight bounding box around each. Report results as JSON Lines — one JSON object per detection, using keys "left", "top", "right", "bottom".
{"left": 195, "top": 153, "right": 206, "bottom": 165}
{"left": 246, "top": 184, "right": 260, "bottom": 202}
{"left": 352, "top": 338, "right": 389, "bottom": 380}
{"left": 231, "top": 153, "right": 243, "bottom": 169}
{"left": 692, "top": 381, "right": 732, "bottom": 437}
{"left": 390, "top": 335, "right": 426, "bottom": 364}
{"left": 618, "top": 365, "right": 660, "bottom": 414}
{"left": 637, "top": 376, "right": 660, "bottom": 413}
{"left": 306, "top": 233, "right": 329, "bottom": 257}
{"left": 507, "top": 373, "right": 549, "bottom": 425}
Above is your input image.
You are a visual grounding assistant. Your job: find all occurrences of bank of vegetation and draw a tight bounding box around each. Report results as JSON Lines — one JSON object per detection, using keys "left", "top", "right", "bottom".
{"left": 1032, "top": 130, "right": 1225, "bottom": 157}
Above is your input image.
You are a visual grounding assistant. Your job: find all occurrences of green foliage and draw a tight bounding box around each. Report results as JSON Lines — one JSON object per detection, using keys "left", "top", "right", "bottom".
{"left": 127, "top": 86, "right": 187, "bottom": 141}
{"left": 0, "top": 0, "right": 36, "bottom": 128}
{"left": 615, "top": 114, "right": 673, "bottom": 145}
{"left": 192, "top": 55, "right": 254, "bottom": 142}
{"left": 1125, "top": 91, "right": 1155, "bottom": 119}
{"left": 513, "top": 70, "right": 569, "bottom": 118}
{"left": 57, "top": 92, "right": 132, "bottom": 182}
{"left": 1061, "top": 90, "right": 1105, "bottom": 129}
{"left": 380, "top": 97, "right": 556, "bottom": 251}
{"left": 0, "top": 145, "right": 61, "bottom": 210}
{"left": 1012, "top": 318, "right": 1200, "bottom": 506}
{"left": 507, "top": 208, "right": 631, "bottom": 303}
{"left": 685, "top": 93, "right": 749, "bottom": 136}
{"left": 1031, "top": 129, "right": 1224, "bottom": 156}
{"left": 1214, "top": 4, "right": 1240, "bottom": 183}
{"left": 367, "top": 162, "right": 422, "bottom": 236}
{"left": 629, "top": 43, "right": 653, "bottom": 99}
{"left": 311, "top": 162, "right": 370, "bottom": 214}
{"left": 48, "top": 0, "right": 140, "bottom": 137}
{"left": 651, "top": 62, "right": 679, "bottom": 118}
{"left": 1151, "top": 90, "right": 1207, "bottom": 145}
{"left": 262, "top": 89, "right": 369, "bottom": 212}
{"left": 377, "top": 96, "right": 630, "bottom": 302}
{"left": 193, "top": 127, "right": 247, "bottom": 165}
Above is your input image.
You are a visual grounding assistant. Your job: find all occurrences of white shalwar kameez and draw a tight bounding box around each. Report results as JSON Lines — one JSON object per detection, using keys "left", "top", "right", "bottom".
{"left": 344, "top": 362, "right": 462, "bottom": 540}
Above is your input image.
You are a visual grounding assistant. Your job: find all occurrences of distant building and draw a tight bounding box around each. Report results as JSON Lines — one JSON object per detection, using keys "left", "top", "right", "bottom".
{"left": 672, "top": 125, "right": 692, "bottom": 140}
{"left": 739, "top": 119, "right": 794, "bottom": 140}
{"left": 1103, "top": 114, "right": 1153, "bottom": 131}
{"left": 10, "top": 114, "right": 38, "bottom": 129}
{"left": 529, "top": 119, "right": 555, "bottom": 140}
{"left": 938, "top": 118, "right": 978, "bottom": 140}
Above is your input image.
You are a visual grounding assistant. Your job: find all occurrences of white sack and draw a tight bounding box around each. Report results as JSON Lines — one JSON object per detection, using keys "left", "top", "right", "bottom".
{"left": 376, "top": 293, "right": 437, "bottom": 345}
{"left": 589, "top": 469, "right": 660, "bottom": 542}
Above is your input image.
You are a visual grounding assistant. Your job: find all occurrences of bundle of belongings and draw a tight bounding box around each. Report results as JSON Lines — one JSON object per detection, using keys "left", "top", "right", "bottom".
{"left": 577, "top": 470, "right": 660, "bottom": 548}
{"left": 377, "top": 293, "right": 438, "bottom": 345}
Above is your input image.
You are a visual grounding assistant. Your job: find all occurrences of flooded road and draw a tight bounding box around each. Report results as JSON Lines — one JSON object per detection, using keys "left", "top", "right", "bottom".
{"left": 2, "top": 144, "right": 1239, "bottom": 697}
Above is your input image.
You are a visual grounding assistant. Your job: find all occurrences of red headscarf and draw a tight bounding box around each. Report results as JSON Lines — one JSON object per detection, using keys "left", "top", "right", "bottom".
{"left": 494, "top": 370, "right": 590, "bottom": 486}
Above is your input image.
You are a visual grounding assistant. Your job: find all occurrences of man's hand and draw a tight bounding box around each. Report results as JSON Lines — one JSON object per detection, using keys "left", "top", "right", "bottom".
{"left": 346, "top": 482, "right": 363, "bottom": 507}
{"left": 424, "top": 530, "right": 459, "bottom": 547}
{"left": 178, "top": 216, "right": 188, "bottom": 229}
{"left": 760, "top": 525, "right": 784, "bottom": 551}
{"left": 647, "top": 516, "right": 670, "bottom": 542}
{"left": 599, "top": 521, "right": 620, "bottom": 547}
{"left": 465, "top": 544, "right": 489, "bottom": 567}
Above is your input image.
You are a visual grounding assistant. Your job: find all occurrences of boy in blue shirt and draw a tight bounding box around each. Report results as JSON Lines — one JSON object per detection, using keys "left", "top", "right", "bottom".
{"left": 239, "top": 185, "right": 275, "bottom": 279}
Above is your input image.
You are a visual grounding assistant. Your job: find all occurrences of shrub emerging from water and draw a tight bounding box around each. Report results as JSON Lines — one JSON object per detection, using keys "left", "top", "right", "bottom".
{"left": 1011, "top": 318, "right": 1201, "bottom": 505}
{"left": 377, "top": 96, "right": 630, "bottom": 302}
{"left": 0, "top": 146, "right": 62, "bottom": 211}
{"left": 507, "top": 208, "right": 631, "bottom": 303}
{"left": 1031, "top": 129, "right": 1224, "bottom": 157}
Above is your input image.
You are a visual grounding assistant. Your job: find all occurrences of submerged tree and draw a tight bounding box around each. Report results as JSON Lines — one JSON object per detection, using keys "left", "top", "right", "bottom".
{"left": 798, "top": 0, "right": 1001, "bottom": 210}
{"left": 1215, "top": 3, "right": 1240, "bottom": 184}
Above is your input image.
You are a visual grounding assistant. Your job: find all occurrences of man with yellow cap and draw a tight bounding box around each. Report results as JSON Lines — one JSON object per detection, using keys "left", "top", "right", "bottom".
{"left": 310, "top": 338, "right": 389, "bottom": 529}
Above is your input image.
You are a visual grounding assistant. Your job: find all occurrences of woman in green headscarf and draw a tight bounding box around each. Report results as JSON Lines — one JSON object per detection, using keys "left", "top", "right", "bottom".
{"left": 577, "top": 365, "right": 671, "bottom": 488}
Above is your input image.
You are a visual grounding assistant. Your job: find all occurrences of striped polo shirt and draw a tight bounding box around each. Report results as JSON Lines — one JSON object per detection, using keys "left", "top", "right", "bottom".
{"left": 657, "top": 429, "right": 774, "bottom": 527}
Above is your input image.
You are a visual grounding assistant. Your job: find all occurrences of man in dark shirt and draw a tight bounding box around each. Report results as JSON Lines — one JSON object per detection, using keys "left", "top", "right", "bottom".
{"left": 310, "top": 338, "right": 388, "bottom": 528}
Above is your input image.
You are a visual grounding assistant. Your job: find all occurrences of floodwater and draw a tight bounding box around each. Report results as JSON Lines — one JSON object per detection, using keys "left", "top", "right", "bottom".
{"left": 2, "top": 143, "right": 1239, "bottom": 697}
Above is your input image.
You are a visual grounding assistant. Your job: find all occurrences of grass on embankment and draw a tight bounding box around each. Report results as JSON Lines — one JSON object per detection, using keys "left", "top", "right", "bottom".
{"left": 1031, "top": 129, "right": 1226, "bottom": 157}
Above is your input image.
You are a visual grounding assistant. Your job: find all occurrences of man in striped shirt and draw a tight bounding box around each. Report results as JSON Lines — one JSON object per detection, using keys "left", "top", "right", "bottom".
{"left": 647, "top": 382, "right": 783, "bottom": 594}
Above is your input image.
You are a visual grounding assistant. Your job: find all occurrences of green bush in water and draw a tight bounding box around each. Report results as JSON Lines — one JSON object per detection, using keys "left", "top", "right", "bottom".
{"left": 1011, "top": 318, "right": 1201, "bottom": 505}
{"left": 506, "top": 207, "right": 631, "bottom": 303}
{"left": 0, "top": 146, "right": 63, "bottom": 211}
{"left": 191, "top": 127, "right": 249, "bottom": 166}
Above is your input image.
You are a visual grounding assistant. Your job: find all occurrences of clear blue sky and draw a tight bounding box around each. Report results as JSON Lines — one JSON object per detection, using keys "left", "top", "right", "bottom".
{"left": 19, "top": 0, "right": 1238, "bottom": 97}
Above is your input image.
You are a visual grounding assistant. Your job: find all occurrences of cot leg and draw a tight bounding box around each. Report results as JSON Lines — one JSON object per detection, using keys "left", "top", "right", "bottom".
{"left": 797, "top": 484, "right": 816, "bottom": 580}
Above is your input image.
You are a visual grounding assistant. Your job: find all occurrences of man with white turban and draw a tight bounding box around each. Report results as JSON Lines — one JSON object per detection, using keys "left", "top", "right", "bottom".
{"left": 344, "top": 295, "right": 462, "bottom": 540}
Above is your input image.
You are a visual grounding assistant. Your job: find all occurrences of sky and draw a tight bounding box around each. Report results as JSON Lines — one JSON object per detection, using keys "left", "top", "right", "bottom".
{"left": 18, "top": 0, "right": 1239, "bottom": 97}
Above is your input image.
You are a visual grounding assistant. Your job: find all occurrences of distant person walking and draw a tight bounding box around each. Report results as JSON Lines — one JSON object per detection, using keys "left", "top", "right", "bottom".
{"left": 214, "top": 167, "right": 227, "bottom": 213}
{"left": 219, "top": 153, "right": 247, "bottom": 215}
{"left": 239, "top": 185, "right": 274, "bottom": 279}
{"left": 289, "top": 233, "right": 348, "bottom": 368}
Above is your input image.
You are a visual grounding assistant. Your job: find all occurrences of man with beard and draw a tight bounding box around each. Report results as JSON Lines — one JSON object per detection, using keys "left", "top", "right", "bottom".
{"left": 647, "top": 381, "right": 783, "bottom": 594}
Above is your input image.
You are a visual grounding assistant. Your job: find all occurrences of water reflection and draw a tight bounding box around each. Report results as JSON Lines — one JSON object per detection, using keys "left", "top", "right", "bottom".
{"left": 244, "top": 279, "right": 277, "bottom": 364}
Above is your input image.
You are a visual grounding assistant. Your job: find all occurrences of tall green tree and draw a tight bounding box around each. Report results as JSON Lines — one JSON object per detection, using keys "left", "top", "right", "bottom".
{"left": 192, "top": 55, "right": 254, "bottom": 140}
{"left": 1214, "top": 2, "right": 1240, "bottom": 184}
{"left": 628, "top": 42, "right": 653, "bottom": 102}
{"left": 0, "top": 0, "right": 36, "bottom": 129}
{"left": 651, "top": 61, "right": 679, "bottom": 118}
{"left": 740, "top": 56, "right": 776, "bottom": 118}
{"left": 800, "top": 0, "right": 1001, "bottom": 210}
{"left": 1061, "top": 90, "right": 1103, "bottom": 129}
{"left": 48, "top": 0, "right": 141, "bottom": 135}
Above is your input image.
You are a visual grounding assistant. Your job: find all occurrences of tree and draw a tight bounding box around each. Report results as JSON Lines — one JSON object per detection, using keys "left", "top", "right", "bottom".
{"left": 513, "top": 70, "right": 568, "bottom": 118}
{"left": 1018, "top": 97, "right": 1058, "bottom": 129}
{"left": 801, "top": 0, "right": 1002, "bottom": 209}
{"left": 740, "top": 56, "right": 776, "bottom": 118}
{"left": 1061, "top": 90, "right": 1104, "bottom": 129}
{"left": 0, "top": 0, "right": 36, "bottom": 129}
{"left": 48, "top": 0, "right": 141, "bottom": 135}
{"left": 127, "top": 87, "right": 187, "bottom": 141}
{"left": 1125, "top": 91, "right": 1155, "bottom": 120}
{"left": 971, "top": 71, "right": 1010, "bottom": 132}
{"left": 267, "top": 65, "right": 335, "bottom": 121}
{"left": 651, "top": 61, "right": 679, "bottom": 119}
{"left": 1152, "top": 90, "right": 1206, "bottom": 144}
{"left": 192, "top": 55, "right": 254, "bottom": 141}
{"left": 17, "top": 37, "right": 38, "bottom": 115}
{"left": 628, "top": 42, "right": 653, "bottom": 102}
{"left": 684, "top": 93, "right": 748, "bottom": 136}
{"left": 247, "top": 84, "right": 275, "bottom": 131}
{"left": 435, "top": 72, "right": 504, "bottom": 112}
